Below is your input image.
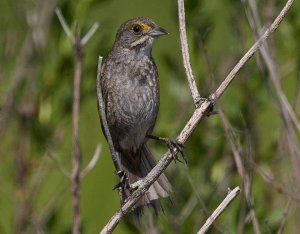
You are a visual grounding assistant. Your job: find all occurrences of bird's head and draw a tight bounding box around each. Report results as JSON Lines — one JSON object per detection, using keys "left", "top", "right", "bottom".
{"left": 113, "top": 17, "right": 168, "bottom": 55}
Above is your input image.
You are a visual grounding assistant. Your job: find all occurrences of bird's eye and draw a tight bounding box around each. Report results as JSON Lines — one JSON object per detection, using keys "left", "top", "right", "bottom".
{"left": 132, "top": 24, "right": 142, "bottom": 34}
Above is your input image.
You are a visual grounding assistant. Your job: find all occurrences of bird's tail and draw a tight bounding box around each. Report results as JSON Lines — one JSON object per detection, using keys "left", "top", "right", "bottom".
{"left": 119, "top": 144, "right": 172, "bottom": 213}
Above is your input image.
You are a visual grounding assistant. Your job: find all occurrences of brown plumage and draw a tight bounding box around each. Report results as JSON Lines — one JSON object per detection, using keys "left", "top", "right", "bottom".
{"left": 99, "top": 17, "right": 172, "bottom": 212}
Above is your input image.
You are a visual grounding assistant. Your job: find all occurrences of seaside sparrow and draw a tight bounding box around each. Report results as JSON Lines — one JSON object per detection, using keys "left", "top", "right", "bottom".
{"left": 99, "top": 17, "right": 172, "bottom": 212}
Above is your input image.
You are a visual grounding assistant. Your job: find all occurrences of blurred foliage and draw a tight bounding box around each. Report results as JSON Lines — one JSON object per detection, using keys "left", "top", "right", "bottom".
{"left": 0, "top": 0, "right": 300, "bottom": 233}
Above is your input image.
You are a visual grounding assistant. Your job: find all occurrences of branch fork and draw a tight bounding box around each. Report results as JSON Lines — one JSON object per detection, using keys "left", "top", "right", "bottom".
{"left": 55, "top": 8, "right": 100, "bottom": 234}
{"left": 98, "top": 0, "right": 294, "bottom": 233}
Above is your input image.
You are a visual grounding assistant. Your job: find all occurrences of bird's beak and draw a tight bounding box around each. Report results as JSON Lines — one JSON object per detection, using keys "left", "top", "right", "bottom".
{"left": 148, "top": 26, "right": 168, "bottom": 37}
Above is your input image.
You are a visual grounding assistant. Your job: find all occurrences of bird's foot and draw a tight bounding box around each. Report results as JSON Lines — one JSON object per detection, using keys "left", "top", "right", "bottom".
{"left": 147, "top": 135, "right": 186, "bottom": 163}
{"left": 113, "top": 170, "right": 130, "bottom": 191}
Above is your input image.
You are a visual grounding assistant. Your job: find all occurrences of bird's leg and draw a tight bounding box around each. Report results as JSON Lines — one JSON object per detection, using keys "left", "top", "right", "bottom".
{"left": 113, "top": 170, "right": 131, "bottom": 191}
{"left": 113, "top": 170, "right": 143, "bottom": 194}
{"left": 147, "top": 135, "right": 186, "bottom": 163}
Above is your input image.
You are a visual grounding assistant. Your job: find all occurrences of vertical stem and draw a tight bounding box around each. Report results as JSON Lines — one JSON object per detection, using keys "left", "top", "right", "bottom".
{"left": 96, "top": 57, "right": 122, "bottom": 173}
{"left": 96, "top": 57, "right": 123, "bottom": 202}
{"left": 72, "top": 26, "right": 83, "bottom": 234}
{"left": 177, "top": 0, "right": 201, "bottom": 107}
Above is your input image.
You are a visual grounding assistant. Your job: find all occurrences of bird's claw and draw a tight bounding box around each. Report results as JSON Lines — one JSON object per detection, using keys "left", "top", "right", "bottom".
{"left": 166, "top": 139, "right": 187, "bottom": 164}
{"left": 147, "top": 134, "right": 187, "bottom": 163}
{"left": 156, "top": 137, "right": 186, "bottom": 163}
{"left": 113, "top": 170, "right": 130, "bottom": 190}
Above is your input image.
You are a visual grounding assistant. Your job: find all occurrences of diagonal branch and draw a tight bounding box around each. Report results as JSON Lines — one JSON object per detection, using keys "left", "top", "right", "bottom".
{"left": 210, "top": 0, "right": 294, "bottom": 102}
{"left": 81, "top": 22, "right": 100, "bottom": 45}
{"left": 197, "top": 187, "right": 241, "bottom": 234}
{"left": 99, "top": 0, "right": 294, "bottom": 233}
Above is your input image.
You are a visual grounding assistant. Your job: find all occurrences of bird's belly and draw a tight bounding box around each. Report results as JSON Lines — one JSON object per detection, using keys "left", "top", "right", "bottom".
{"left": 109, "top": 85, "right": 158, "bottom": 153}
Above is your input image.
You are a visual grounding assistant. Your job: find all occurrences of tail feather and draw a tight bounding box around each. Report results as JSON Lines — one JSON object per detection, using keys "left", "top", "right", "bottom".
{"left": 119, "top": 144, "right": 172, "bottom": 213}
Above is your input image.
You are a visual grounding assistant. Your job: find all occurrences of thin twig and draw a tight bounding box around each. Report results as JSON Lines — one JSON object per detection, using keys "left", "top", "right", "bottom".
{"left": 177, "top": 0, "right": 201, "bottom": 107}
{"left": 71, "top": 25, "right": 83, "bottom": 234}
{"left": 197, "top": 187, "right": 241, "bottom": 234}
{"left": 99, "top": 0, "right": 294, "bottom": 233}
{"left": 96, "top": 56, "right": 123, "bottom": 203}
{"left": 96, "top": 57, "right": 122, "bottom": 175}
{"left": 81, "top": 22, "right": 100, "bottom": 45}
{"left": 55, "top": 8, "right": 75, "bottom": 43}
{"left": 81, "top": 144, "right": 102, "bottom": 178}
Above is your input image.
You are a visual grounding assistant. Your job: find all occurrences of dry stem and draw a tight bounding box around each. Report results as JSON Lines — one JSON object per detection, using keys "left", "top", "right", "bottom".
{"left": 99, "top": 0, "right": 294, "bottom": 233}
{"left": 197, "top": 187, "right": 241, "bottom": 234}
{"left": 177, "top": 0, "right": 201, "bottom": 107}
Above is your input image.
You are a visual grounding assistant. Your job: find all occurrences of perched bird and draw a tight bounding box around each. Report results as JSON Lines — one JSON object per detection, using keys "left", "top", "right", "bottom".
{"left": 99, "top": 17, "right": 172, "bottom": 212}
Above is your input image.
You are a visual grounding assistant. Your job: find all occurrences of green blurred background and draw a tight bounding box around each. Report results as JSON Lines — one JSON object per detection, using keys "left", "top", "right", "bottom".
{"left": 0, "top": 0, "right": 300, "bottom": 233}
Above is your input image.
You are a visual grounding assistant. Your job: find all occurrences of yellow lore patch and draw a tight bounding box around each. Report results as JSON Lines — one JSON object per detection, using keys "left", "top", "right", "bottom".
{"left": 139, "top": 23, "right": 151, "bottom": 30}
{"left": 129, "top": 22, "right": 151, "bottom": 31}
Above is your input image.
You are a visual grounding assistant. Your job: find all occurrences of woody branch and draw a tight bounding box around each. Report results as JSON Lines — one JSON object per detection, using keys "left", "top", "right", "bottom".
{"left": 99, "top": 0, "right": 294, "bottom": 233}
